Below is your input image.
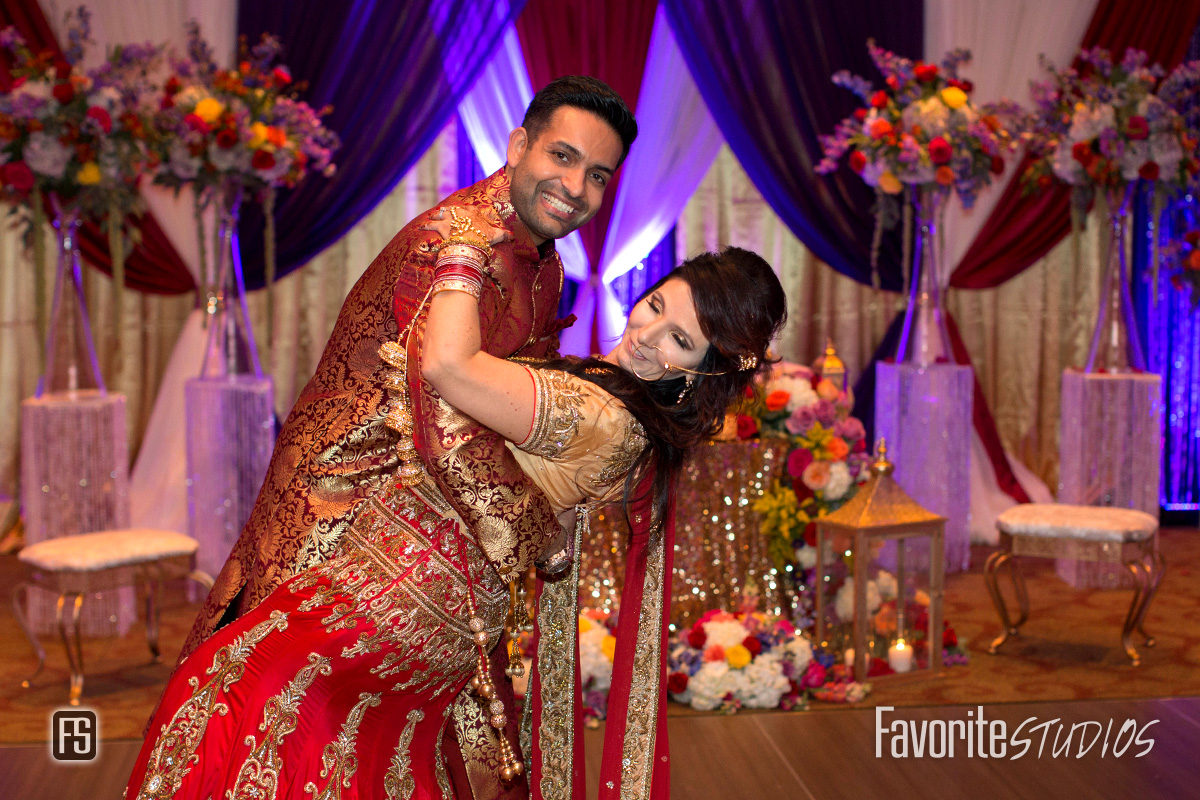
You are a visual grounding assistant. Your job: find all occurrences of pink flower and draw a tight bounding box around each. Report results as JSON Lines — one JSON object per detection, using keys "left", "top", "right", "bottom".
{"left": 928, "top": 136, "right": 952, "bottom": 165}
{"left": 704, "top": 644, "right": 727, "bottom": 663}
{"left": 1, "top": 161, "right": 35, "bottom": 192}
{"left": 787, "top": 447, "right": 815, "bottom": 479}
{"left": 786, "top": 406, "right": 818, "bottom": 435}
{"left": 802, "top": 660, "right": 827, "bottom": 688}
{"left": 184, "top": 113, "right": 210, "bottom": 135}
{"left": 85, "top": 106, "right": 112, "bottom": 134}
{"left": 1126, "top": 115, "right": 1149, "bottom": 141}
{"left": 833, "top": 417, "right": 866, "bottom": 443}
{"left": 814, "top": 399, "right": 838, "bottom": 427}
{"left": 802, "top": 461, "right": 831, "bottom": 492}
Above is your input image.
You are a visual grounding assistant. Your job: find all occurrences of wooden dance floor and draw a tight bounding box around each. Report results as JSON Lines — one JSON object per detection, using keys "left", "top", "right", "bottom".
{"left": 4, "top": 695, "right": 1199, "bottom": 799}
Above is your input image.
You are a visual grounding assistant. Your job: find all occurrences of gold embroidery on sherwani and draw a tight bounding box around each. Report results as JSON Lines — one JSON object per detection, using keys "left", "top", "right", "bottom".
{"left": 621, "top": 520, "right": 666, "bottom": 800}
{"left": 451, "top": 690, "right": 505, "bottom": 798}
{"left": 383, "top": 709, "right": 425, "bottom": 800}
{"left": 228, "top": 653, "right": 333, "bottom": 800}
{"left": 304, "top": 692, "right": 382, "bottom": 800}
{"left": 136, "top": 612, "right": 290, "bottom": 800}
{"left": 519, "top": 369, "right": 586, "bottom": 459}
{"left": 435, "top": 705, "right": 454, "bottom": 800}
{"left": 536, "top": 511, "right": 585, "bottom": 800}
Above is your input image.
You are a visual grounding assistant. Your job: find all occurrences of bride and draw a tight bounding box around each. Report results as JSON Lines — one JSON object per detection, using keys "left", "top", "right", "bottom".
{"left": 125, "top": 208, "right": 786, "bottom": 800}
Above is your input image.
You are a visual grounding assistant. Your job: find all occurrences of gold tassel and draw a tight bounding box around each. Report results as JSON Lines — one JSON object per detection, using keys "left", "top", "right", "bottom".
{"left": 31, "top": 187, "right": 47, "bottom": 370}
{"left": 263, "top": 186, "right": 276, "bottom": 346}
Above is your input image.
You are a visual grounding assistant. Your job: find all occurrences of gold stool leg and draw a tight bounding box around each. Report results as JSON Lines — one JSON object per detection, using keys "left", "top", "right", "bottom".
{"left": 13, "top": 584, "right": 46, "bottom": 689}
{"left": 56, "top": 593, "right": 85, "bottom": 705}
{"left": 1133, "top": 551, "right": 1165, "bottom": 649}
{"left": 1120, "top": 560, "right": 1150, "bottom": 666}
{"left": 985, "top": 550, "right": 1018, "bottom": 654}
{"left": 143, "top": 563, "right": 164, "bottom": 663}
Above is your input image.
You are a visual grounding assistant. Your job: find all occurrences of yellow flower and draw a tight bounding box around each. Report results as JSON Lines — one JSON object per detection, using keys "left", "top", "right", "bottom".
{"left": 878, "top": 171, "right": 903, "bottom": 195}
{"left": 193, "top": 97, "right": 224, "bottom": 123}
{"left": 725, "top": 644, "right": 752, "bottom": 669}
{"left": 601, "top": 634, "right": 617, "bottom": 662}
{"left": 940, "top": 86, "right": 968, "bottom": 109}
{"left": 76, "top": 162, "right": 101, "bottom": 185}
{"left": 578, "top": 617, "right": 593, "bottom": 633}
{"left": 249, "top": 122, "right": 270, "bottom": 149}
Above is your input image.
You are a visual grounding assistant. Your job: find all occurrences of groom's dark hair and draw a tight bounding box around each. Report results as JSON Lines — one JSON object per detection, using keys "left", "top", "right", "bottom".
{"left": 521, "top": 75, "right": 638, "bottom": 164}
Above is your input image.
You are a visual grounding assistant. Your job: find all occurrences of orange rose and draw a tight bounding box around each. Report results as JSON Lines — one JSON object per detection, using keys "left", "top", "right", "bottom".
{"left": 935, "top": 166, "right": 955, "bottom": 185}
{"left": 826, "top": 437, "right": 850, "bottom": 462}
{"left": 765, "top": 390, "right": 790, "bottom": 412}
{"left": 868, "top": 118, "right": 893, "bottom": 139}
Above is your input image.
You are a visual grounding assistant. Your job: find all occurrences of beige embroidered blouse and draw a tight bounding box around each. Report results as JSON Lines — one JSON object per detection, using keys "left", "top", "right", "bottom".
{"left": 508, "top": 367, "right": 647, "bottom": 513}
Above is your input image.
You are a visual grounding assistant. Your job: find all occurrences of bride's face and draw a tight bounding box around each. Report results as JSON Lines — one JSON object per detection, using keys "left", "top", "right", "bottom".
{"left": 604, "top": 278, "right": 711, "bottom": 381}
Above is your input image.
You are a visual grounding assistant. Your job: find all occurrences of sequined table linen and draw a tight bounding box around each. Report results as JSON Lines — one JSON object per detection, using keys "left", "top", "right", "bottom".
{"left": 19, "top": 390, "right": 134, "bottom": 636}
{"left": 184, "top": 376, "right": 275, "bottom": 593}
{"left": 583, "top": 438, "right": 792, "bottom": 629}
{"left": 1057, "top": 370, "right": 1162, "bottom": 589}
{"left": 875, "top": 362, "right": 973, "bottom": 573}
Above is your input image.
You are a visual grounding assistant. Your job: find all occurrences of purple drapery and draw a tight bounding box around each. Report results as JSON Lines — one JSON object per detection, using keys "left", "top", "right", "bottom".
{"left": 234, "top": 0, "right": 526, "bottom": 288}
{"left": 663, "top": 0, "right": 924, "bottom": 291}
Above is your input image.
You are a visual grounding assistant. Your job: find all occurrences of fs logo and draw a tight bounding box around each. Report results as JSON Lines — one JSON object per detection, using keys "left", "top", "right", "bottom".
{"left": 51, "top": 710, "right": 97, "bottom": 761}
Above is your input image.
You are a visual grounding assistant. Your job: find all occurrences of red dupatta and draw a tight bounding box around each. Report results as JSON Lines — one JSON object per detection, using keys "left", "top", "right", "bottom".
{"left": 527, "top": 475, "right": 675, "bottom": 800}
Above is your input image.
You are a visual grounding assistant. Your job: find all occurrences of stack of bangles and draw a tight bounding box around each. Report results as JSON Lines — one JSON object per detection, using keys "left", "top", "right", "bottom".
{"left": 432, "top": 239, "right": 492, "bottom": 300}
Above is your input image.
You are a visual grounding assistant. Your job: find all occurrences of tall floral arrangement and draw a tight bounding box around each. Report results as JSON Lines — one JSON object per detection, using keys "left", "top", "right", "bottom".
{"left": 153, "top": 22, "right": 339, "bottom": 300}
{"left": 818, "top": 41, "right": 1024, "bottom": 280}
{"left": 743, "top": 362, "right": 870, "bottom": 579}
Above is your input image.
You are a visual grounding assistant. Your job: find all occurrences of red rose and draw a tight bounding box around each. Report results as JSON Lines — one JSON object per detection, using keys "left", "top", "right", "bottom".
{"left": 852, "top": 108, "right": 868, "bottom": 121}
{"left": 239, "top": 60, "right": 252, "bottom": 74}
{"left": 867, "top": 657, "right": 895, "bottom": 677}
{"left": 943, "top": 627, "right": 958, "bottom": 648}
{"left": 914, "top": 63, "right": 938, "bottom": 83}
{"left": 85, "top": 106, "right": 112, "bottom": 134}
{"left": 869, "top": 90, "right": 888, "bottom": 109}
{"left": 802, "top": 520, "right": 817, "bottom": 547}
{"left": 735, "top": 414, "right": 759, "bottom": 440}
{"left": 667, "top": 671, "right": 689, "bottom": 694}
{"left": 744, "top": 385, "right": 755, "bottom": 398}
{"left": 1138, "top": 161, "right": 1160, "bottom": 181}
{"left": 1126, "top": 115, "right": 1149, "bottom": 141}
{"left": 272, "top": 66, "right": 292, "bottom": 85}
{"left": 802, "top": 660, "right": 827, "bottom": 689}
{"left": 886, "top": 75, "right": 900, "bottom": 90}
{"left": 989, "top": 156, "right": 1005, "bottom": 175}
{"left": 928, "top": 136, "right": 952, "bottom": 165}
{"left": 252, "top": 149, "right": 277, "bottom": 170}
{"left": 787, "top": 447, "right": 814, "bottom": 479}
{"left": 948, "top": 78, "right": 973, "bottom": 93}
{"left": 1, "top": 161, "right": 34, "bottom": 192}
{"left": 184, "top": 113, "right": 210, "bottom": 134}
{"left": 848, "top": 150, "right": 867, "bottom": 173}
{"left": 216, "top": 128, "right": 239, "bottom": 149}
{"left": 687, "top": 626, "right": 707, "bottom": 649}
{"left": 52, "top": 82, "right": 74, "bottom": 104}
{"left": 165, "top": 76, "right": 181, "bottom": 95}
{"left": 160, "top": 95, "right": 175, "bottom": 110}
{"left": 1071, "top": 141, "right": 1094, "bottom": 166}
{"left": 809, "top": 374, "right": 822, "bottom": 391}
{"left": 742, "top": 636, "right": 762, "bottom": 656}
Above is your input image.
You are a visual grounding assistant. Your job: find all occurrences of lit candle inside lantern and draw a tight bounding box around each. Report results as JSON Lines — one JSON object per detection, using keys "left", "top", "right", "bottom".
{"left": 844, "top": 648, "right": 855, "bottom": 668}
{"left": 888, "top": 638, "right": 913, "bottom": 673}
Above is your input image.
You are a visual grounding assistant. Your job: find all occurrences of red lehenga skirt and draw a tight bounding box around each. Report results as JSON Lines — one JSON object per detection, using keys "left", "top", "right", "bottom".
{"left": 126, "top": 480, "right": 509, "bottom": 800}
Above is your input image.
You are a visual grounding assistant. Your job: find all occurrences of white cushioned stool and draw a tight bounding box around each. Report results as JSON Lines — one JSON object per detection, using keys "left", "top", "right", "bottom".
{"left": 985, "top": 504, "right": 1164, "bottom": 665}
{"left": 12, "top": 528, "right": 214, "bottom": 705}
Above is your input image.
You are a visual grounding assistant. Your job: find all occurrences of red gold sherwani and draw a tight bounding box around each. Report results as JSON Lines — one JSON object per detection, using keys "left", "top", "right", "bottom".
{"left": 181, "top": 169, "right": 566, "bottom": 659}
{"left": 124, "top": 368, "right": 651, "bottom": 800}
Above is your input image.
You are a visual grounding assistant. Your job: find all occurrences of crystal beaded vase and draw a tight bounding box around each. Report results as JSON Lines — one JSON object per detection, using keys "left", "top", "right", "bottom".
{"left": 39, "top": 206, "right": 106, "bottom": 397}
{"left": 199, "top": 188, "right": 264, "bottom": 378}
{"left": 895, "top": 189, "right": 954, "bottom": 367}
{"left": 1084, "top": 190, "right": 1146, "bottom": 373}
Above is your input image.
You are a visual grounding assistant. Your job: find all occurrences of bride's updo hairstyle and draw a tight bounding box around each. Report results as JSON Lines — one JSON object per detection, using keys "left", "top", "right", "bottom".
{"left": 545, "top": 246, "right": 787, "bottom": 525}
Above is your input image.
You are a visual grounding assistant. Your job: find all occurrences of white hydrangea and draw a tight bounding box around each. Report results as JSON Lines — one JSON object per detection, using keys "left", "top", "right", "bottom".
{"left": 208, "top": 140, "right": 251, "bottom": 173}
{"left": 740, "top": 652, "right": 791, "bottom": 709}
{"left": 1051, "top": 141, "right": 1085, "bottom": 185}
{"left": 167, "top": 140, "right": 200, "bottom": 180}
{"left": 902, "top": 97, "right": 949, "bottom": 137}
{"left": 835, "top": 577, "right": 881, "bottom": 623}
{"left": 688, "top": 661, "right": 734, "bottom": 711}
{"left": 795, "top": 544, "right": 817, "bottom": 570}
{"left": 875, "top": 570, "right": 898, "bottom": 602}
{"left": 24, "top": 132, "right": 71, "bottom": 179}
{"left": 579, "top": 623, "right": 613, "bottom": 691}
{"left": 861, "top": 158, "right": 886, "bottom": 188}
{"left": 1150, "top": 132, "right": 1183, "bottom": 175}
{"left": 1068, "top": 103, "right": 1115, "bottom": 142}
{"left": 823, "top": 461, "right": 853, "bottom": 501}
{"left": 703, "top": 619, "right": 751, "bottom": 650}
{"left": 784, "top": 635, "right": 814, "bottom": 675}
{"left": 767, "top": 374, "right": 819, "bottom": 413}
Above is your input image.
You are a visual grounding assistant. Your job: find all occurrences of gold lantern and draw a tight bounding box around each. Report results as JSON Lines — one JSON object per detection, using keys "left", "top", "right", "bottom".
{"left": 814, "top": 440, "right": 946, "bottom": 683}
{"left": 812, "top": 338, "right": 847, "bottom": 390}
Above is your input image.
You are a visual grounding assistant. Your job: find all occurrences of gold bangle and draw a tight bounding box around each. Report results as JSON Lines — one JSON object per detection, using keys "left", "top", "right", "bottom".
{"left": 431, "top": 278, "right": 482, "bottom": 300}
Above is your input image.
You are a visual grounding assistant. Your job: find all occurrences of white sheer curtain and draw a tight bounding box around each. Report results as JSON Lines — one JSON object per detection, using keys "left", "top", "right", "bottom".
{"left": 589, "top": 5, "right": 723, "bottom": 350}
{"left": 927, "top": 0, "right": 1099, "bottom": 272}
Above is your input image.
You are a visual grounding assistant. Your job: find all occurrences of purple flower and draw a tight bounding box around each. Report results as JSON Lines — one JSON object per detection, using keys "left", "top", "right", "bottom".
{"left": 833, "top": 417, "right": 865, "bottom": 442}
{"left": 0, "top": 26, "right": 24, "bottom": 51}
{"left": 786, "top": 406, "right": 818, "bottom": 435}
{"left": 814, "top": 399, "right": 838, "bottom": 427}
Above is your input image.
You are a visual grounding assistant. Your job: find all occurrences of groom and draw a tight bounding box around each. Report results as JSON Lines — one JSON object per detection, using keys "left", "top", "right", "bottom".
{"left": 180, "top": 75, "right": 636, "bottom": 797}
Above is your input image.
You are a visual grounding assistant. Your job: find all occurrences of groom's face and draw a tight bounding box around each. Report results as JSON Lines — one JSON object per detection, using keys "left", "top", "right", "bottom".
{"left": 506, "top": 106, "right": 624, "bottom": 245}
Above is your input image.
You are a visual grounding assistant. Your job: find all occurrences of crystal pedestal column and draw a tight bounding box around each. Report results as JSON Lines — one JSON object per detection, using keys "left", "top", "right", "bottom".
{"left": 875, "top": 362, "right": 974, "bottom": 573}
{"left": 1057, "top": 371, "right": 1161, "bottom": 588}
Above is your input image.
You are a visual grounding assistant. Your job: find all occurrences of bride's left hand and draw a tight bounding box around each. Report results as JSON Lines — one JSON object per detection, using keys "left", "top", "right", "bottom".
{"left": 420, "top": 205, "right": 511, "bottom": 246}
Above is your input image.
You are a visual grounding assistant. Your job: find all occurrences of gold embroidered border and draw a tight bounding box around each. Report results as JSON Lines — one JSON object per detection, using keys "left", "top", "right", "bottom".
{"left": 303, "top": 691, "right": 382, "bottom": 800}
{"left": 536, "top": 510, "right": 584, "bottom": 800}
{"left": 518, "top": 369, "right": 585, "bottom": 459}
{"left": 383, "top": 709, "right": 425, "bottom": 800}
{"left": 621, "top": 524, "right": 665, "bottom": 800}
